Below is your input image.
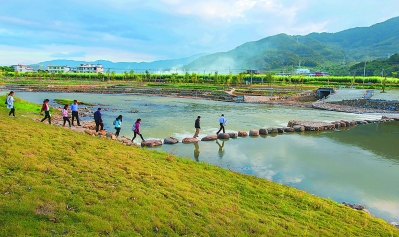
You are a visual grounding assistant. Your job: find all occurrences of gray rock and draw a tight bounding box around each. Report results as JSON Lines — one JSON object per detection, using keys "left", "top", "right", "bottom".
{"left": 182, "top": 137, "right": 198, "bottom": 143}
{"left": 259, "top": 128, "right": 268, "bottom": 135}
{"left": 217, "top": 133, "right": 230, "bottom": 139}
{"left": 228, "top": 133, "right": 238, "bottom": 139}
{"left": 238, "top": 131, "right": 248, "bottom": 137}
{"left": 277, "top": 128, "right": 284, "bottom": 133}
{"left": 164, "top": 137, "right": 179, "bottom": 144}
{"left": 293, "top": 125, "right": 305, "bottom": 132}
{"left": 268, "top": 127, "right": 278, "bottom": 134}
{"left": 283, "top": 127, "right": 295, "bottom": 132}
{"left": 141, "top": 140, "right": 163, "bottom": 147}
{"left": 201, "top": 135, "right": 218, "bottom": 141}
{"left": 249, "top": 130, "right": 259, "bottom": 136}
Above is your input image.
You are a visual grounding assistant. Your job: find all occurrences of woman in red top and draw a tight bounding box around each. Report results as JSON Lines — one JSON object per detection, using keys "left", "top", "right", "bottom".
{"left": 40, "top": 99, "right": 51, "bottom": 124}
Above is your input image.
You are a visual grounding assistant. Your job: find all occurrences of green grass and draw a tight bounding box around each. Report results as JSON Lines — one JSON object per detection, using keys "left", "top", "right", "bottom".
{"left": 54, "top": 99, "right": 95, "bottom": 106}
{"left": 1, "top": 96, "right": 399, "bottom": 236}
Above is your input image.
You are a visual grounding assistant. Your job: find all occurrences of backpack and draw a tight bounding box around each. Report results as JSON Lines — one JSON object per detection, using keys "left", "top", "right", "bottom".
{"left": 132, "top": 124, "right": 136, "bottom": 131}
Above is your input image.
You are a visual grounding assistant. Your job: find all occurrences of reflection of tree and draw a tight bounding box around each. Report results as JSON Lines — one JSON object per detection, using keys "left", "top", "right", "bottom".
{"left": 216, "top": 140, "right": 225, "bottom": 159}
{"left": 194, "top": 142, "right": 200, "bottom": 162}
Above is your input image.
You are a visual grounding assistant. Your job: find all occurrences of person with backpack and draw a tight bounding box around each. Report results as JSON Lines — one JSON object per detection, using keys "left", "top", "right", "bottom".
{"left": 94, "top": 108, "right": 103, "bottom": 132}
{"left": 6, "top": 91, "right": 16, "bottom": 118}
{"left": 114, "top": 115, "right": 123, "bottom": 137}
{"left": 40, "top": 99, "right": 51, "bottom": 124}
{"left": 131, "top": 118, "right": 145, "bottom": 143}
{"left": 62, "top": 105, "right": 71, "bottom": 127}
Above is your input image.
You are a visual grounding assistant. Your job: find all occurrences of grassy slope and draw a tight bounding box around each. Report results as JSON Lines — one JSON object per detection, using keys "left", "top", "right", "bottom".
{"left": 0, "top": 95, "right": 398, "bottom": 236}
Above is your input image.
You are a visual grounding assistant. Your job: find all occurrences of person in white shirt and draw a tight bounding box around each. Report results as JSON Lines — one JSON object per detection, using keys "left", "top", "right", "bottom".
{"left": 6, "top": 91, "right": 16, "bottom": 117}
{"left": 216, "top": 114, "right": 226, "bottom": 135}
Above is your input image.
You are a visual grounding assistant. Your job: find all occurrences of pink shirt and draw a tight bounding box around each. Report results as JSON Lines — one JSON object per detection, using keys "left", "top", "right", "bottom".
{"left": 62, "top": 109, "right": 68, "bottom": 117}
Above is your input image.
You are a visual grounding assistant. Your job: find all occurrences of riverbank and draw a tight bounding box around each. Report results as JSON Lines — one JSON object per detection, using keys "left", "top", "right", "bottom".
{"left": 1, "top": 102, "right": 399, "bottom": 236}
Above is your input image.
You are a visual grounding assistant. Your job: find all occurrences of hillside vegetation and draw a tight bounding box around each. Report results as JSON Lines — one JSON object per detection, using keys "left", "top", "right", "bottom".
{"left": 185, "top": 17, "right": 399, "bottom": 74}
{"left": 1, "top": 97, "right": 398, "bottom": 236}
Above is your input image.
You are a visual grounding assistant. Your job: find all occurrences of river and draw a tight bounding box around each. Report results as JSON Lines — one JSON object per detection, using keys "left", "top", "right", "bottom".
{"left": 15, "top": 91, "right": 399, "bottom": 223}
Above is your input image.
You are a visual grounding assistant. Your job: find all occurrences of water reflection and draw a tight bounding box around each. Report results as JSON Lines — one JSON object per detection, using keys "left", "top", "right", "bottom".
{"left": 216, "top": 140, "right": 225, "bottom": 159}
{"left": 193, "top": 142, "right": 200, "bottom": 162}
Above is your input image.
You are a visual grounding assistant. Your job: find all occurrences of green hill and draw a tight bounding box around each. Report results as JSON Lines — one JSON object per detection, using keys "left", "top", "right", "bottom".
{"left": 1, "top": 97, "right": 398, "bottom": 236}
{"left": 185, "top": 17, "right": 399, "bottom": 73}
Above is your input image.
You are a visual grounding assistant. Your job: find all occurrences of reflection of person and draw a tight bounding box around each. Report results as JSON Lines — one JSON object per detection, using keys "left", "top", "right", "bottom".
{"left": 70, "top": 100, "right": 81, "bottom": 126}
{"left": 193, "top": 116, "right": 201, "bottom": 138}
{"left": 114, "top": 115, "right": 122, "bottom": 137}
{"left": 62, "top": 105, "right": 71, "bottom": 127}
{"left": 194, "top": 142, "right": 200, "bottom": 162}
{"left": 6, "top": 91, "right": 16, "bottom": 117}
{"left": 216, "top": 114, "right": 226, "bottom": 135}
{"left": 94, "top": 108, "right": 104, "bottom": 132}
{"left": 132, "top": 118, "right": 145, "bottom": 142}
{"left": 40, "top": 99, "right": 51, "bottom": 124}
{"left": 216, "top": 140, "right": 225, "bottom": 159}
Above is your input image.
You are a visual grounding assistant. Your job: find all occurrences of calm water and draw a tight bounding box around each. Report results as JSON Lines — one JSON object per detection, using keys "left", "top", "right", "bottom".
{"left": 14, "top": 91, "right": 399, "bottom": 223}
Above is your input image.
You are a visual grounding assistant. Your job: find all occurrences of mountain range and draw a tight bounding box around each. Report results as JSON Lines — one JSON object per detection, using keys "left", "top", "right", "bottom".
{"left": 35, "top": 16, "right": 399, "bottom": 74}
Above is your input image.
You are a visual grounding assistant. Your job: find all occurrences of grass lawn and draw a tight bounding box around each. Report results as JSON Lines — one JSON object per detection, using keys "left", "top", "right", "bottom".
{"left": 0, "top": 94, "right": 398, "bottom": 236}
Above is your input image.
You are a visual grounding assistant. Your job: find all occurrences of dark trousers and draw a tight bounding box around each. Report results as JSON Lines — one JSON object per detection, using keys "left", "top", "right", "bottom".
{"left": 8, "top": 107, "right": 15, "bottom": 116}
{"left": 71, "top": 111, "right": 80, "bottom": 125}
{"left": 132, "top": 132, "right": 144, "bottom": 141}
{"left": 41, "top": 111, "right": 51, "bottom": 124}
{"left": 95, "top": 121, "right": 104, "bottom": 132}
{"left": 115, "top": 127, "right": 121, "bottom": 136}
{"left": 217, "top": 123, "right": 225, "bottom": 134}
{"left": 63, "top": 117, "right": 71, "bottom": 127}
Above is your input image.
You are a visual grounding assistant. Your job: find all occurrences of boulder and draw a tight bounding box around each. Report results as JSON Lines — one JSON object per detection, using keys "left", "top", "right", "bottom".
{"left": 238, "top": 131, "right": 248, "bottom": 137}
{"left": 217, "top": 133, "right": 230, "bottom": 139}
{"left": 283, "top": 127, "right": 295, "bottom": 132}
{"left": 228, "top": 133, "right": 238, "bottom": 139}
{"left": 201, "top": 135, "right": 218, "bottom": 141}
{"left": 249, "top": 130, "right": 259, "bottom": 136}
{"left": 259, "top": 128, "right": 268, "bottom": 135}
{"left": 350, "top": 121, "right": 357, "bottom": 126}
{"left": 277, "top": 128, "right": 284, "bottom": 133}
{"left": 141, "top": 140, "right": 162, "bottom": 147}
{"left": 293, "top": 125, "right": 305, "bottom": 132}
{"left": 99, "top": 130, "right": 107, "bottom": 136}
{"left": 268, "top": 128, "right": 278, "bottom": 134}
{"left": 339, "top": 122, "right": 347, "bottom": 127}
{"left": 111, "top": 135, "right": 117, "bottom": 140}
{"left": 164, "top": 137, "right": 179, "bottom": 144}
{"left": 182, "top": 138, "right": 198, "bottom": 143}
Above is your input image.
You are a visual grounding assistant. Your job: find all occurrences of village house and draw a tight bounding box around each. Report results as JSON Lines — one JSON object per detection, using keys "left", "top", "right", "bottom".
{"left": 12, "top": 64, "right": 35, "bottom": 72}
{"left": 75, "top": 64, "right": 104, "bottom": 73}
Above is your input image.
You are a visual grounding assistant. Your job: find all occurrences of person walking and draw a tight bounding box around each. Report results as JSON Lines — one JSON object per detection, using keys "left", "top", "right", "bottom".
{"left": 40, "top": 99, "right": 51, "bottom": 124}
{"left": 6, "top": 91, "right": 16, "bottom": 118}
{"left": 193, "top": 116, "right": 201, "bottom": 138}
{"left": 131, "top": 118, "right": 145, "bottom": 142}
{"left": 216, "top": 114, "right": 226, "bottom": 135}
{"left": 62, "top": 105, "right": 71, "bottom": 127}
{"left": 70, "top": 100, "right": 81, "bottom": 126}
{"left": 114, "top": 115, "right": 122, "bottom": 137}
{"left": 94, "top": 108, "right": 104, "bottom": 132}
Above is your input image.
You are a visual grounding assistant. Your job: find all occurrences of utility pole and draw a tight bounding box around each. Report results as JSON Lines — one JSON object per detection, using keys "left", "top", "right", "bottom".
{"left": 250, "top": 69, "right": 253, "bottom": 85}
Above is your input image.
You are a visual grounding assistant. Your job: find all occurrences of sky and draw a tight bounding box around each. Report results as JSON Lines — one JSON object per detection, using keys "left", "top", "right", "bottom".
{"left": 0, "top": 0, "right": 398, "bottom": 65}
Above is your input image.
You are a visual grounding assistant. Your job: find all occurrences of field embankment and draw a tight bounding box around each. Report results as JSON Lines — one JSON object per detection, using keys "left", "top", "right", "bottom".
{"left": 0, "top": 98, "right": 398, "bottom": 236}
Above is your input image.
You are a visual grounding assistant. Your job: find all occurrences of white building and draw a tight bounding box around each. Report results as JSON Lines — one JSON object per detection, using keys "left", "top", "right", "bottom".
{"left": 12, "top": 64, "right": 35, "bottom": 72}
{"left": 294, "top": 68, "right": 310, "bottom": 74}
{"left": 47, "top": 65, "right": 72, "bottom": 73}
{"left": 75, "top": 64, "right": 104, "bottom": 73}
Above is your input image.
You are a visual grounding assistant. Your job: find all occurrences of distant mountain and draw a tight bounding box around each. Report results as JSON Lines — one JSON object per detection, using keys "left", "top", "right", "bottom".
{"left": 185, "top": 17, "right": 399, "bottom": 73}
{"left": 32, "top": 53, "right": 208, "bottom": 72}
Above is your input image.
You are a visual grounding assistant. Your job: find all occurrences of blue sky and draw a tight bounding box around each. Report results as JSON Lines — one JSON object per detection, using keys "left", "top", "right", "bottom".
{"left": 0, "top": 0, "right": 398, "bottom": 65}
